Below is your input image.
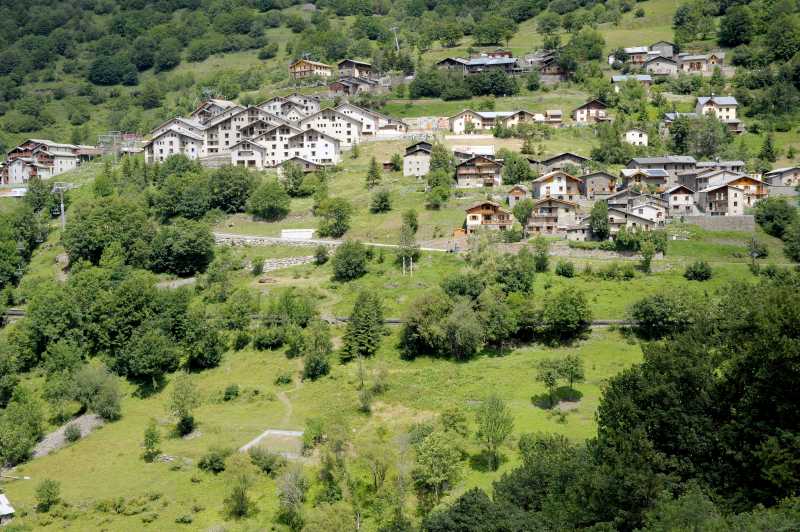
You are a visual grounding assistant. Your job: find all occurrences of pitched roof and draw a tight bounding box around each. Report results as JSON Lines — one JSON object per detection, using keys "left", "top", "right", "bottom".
{"left": 337, "top": 59, "right": 372, "bottom": 68}
{"left": 457, "top": 155, "right": 503, "bottom": 167}
{"left": 612, "top": 74, "right": 653, "bottom": 82}
{"left": 533, "top": 170, "right": 582, "bottom": 183}
{"left": 697, "top": 95, "right": 738, "bottom": 107}
{"left": 621, "top": 168, "right": 670, "bottom": 178}
{"left": 465, "top": 57, "right": 517, "bottom": 66}
{"left": 645, "top": 55, "right": 677, "bottom": 65}
{"left": 573, "top": 99, "right": 607, "bottom": 111}
{"left": 581, "top": 171, "right": 615, "bottom": 179}
{"left": 290, "top": 58, "right": 331, "bottom": 69}
{"left": 765, "top": 166, "right": 800, "bottom": 175}
{"left": 665, "top": 184, "right": 695, "bottom": 194}
{"left": 540, "top": 152, "right": 589, "bottom": 164}
{"left": 629, "top": 155, "right": 696, "bottom": 165}
{"left": 466, "top": 200, "right": 510, "bottom": 213}
{"left": 534, "top": 197, "right": 578, "bottom": 207}
{"left": 0, "top": 494, "right": 14, "bottom": 516}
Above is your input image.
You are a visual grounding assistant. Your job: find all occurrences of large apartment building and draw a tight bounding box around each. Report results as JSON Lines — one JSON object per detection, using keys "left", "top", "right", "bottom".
{"left": 2, "top": 139, "right": 99, "bottom": 185}
{"left": 143, "top": 95, "right": 406, "bottom": 170}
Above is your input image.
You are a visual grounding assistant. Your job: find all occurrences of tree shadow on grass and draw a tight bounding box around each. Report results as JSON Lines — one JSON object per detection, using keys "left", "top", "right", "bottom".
{"left": 132, "top": 376, "right": 167, "bottom": 398}
{"left": 469, "top": 449, "right": 506, "bottom": 473}
{"left": 531, "top": 386, "right": 583, "bottom": 410}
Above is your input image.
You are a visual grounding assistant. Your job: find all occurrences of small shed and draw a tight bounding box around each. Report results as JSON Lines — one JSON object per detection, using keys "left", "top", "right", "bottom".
{"left": 0, "top": 494, "right": 15, "bottom": 524}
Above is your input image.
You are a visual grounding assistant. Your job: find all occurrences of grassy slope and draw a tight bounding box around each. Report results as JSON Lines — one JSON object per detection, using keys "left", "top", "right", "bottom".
{"left": 2, "top": 151, "right": 783, "bottom": 530}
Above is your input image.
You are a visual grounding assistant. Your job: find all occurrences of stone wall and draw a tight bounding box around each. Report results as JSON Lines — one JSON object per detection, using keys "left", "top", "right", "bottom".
{"left": 214, "top": 233, "right": 341, "bottom": 248}
{"left": 768, "top": 185, "right": 798, "bottom": 197}
{"left": 682, "top": 215, "right": 755, "bottom": 232}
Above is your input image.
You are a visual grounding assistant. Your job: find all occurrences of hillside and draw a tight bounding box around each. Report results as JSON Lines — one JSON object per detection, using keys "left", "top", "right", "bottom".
{"left": 2, "top": 0, "right": 800, "bottom": 531}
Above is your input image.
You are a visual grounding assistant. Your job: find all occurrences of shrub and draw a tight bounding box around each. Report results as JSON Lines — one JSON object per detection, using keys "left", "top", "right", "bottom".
{"left": 370, "top": 189, "right": 392, "bottom": 213}
{"left": 284, "top": 324, "right": 304, "bottom": 359}
{"left": 274, "top": 372, "right": 293, "bottom": 385}
{"left": 36, "top": 479, "right": 61, "bottom": 512}
{"left": 332, "top": 240, "right": 367, "bottom": 282}
{"left": 538, "top": 288, "right": 592, "bottom": 344}
{"left": 246, "top": 180, "right": 290, "bottom": 221}
{"left": 555, "top": 260, "right": 575, "bottom": 278}
{"left": 253, "top": 327, "right": 284, "bottom": 350}
{"left": 64, "top": 423, "right": 81, "bottom": 443}
{"left": 629, "top": 292, "right": 695, "bottom": 340}
{"left": 223, "top": 384, "right": 240, "bottom": 401}
{"left": 177, "top": 416, "right": 195, "bottom": 436}
{"left": 249, "top": 446, "right": 287, "bottom": 477}
{"left": 314, "top": 245, "right": 329, "bottom": 265}
{"left": 684, "top": 260, "right": 713, "bottom": 281}
{"left": 233, "top": 331, "right": 250, "bottom": 351}
{"left": 532, "top": 237, "right": 549, "bottom": 272}
{"left": 198, "top": 447, "right": 232, "bottom": 474}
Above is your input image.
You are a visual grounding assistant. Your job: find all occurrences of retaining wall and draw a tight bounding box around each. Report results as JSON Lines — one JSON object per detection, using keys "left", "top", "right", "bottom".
{"left": 682, "top": 215, "right": 755, "bottom": 232}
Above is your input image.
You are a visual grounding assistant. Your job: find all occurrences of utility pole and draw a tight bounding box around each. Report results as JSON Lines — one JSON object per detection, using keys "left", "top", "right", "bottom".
{"left": 52, "top": 182, "right": 68, "bottom": 230}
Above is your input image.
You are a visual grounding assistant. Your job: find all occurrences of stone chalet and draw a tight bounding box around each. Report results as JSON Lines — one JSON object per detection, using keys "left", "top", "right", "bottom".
{"left": 507, "top": 184, "right": 530, "bottom": 208}
{"left": 581, "top": 171, "right": 616, "bottom": 198}
{"left": 627, "top": 155, "right": 697, "bottom": 180}
{"left": 527, "top": 197, "right": 580, "bottom": 236}
{"left": 624, "top": 128, "right": 648, "bottom": 147}
{"left": 764, "top": 166, "right": 800, "bottom": 187}
{"left": 612, "top": 75, "right": 653, "bottom": 93}
{"left": 289, "top": 59, "right": 333, "bottom": 79}
{"left": 538, "top": 152, "right": 590, "bottom": 174}
{"left": 663, "top": 184, "right": 697, "bottom": 216}
{"left": 572, "top": 99, "right": 610, "bottom": 124}
{"left": 465, "top": 201, "right": 513, "bottom": 234}
{"left": 532, "top": 170, "right": 583, "bottom": 201}
{"left": 695, "top": 95, "right": 744, "bottom": 134}
{"left": 698, "top": 183, "right": 751, "bottom": 216}
{"left": 403, "top": 142, "right": 432, "bottom": 177}
{"left": 620, "top": 168, "right": 670, "bottom": 191}
{"left": 455, "top": 156, "right": 503, "bottom": 188}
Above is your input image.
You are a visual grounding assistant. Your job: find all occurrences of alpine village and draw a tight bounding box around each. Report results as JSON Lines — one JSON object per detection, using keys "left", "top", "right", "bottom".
{"left": 1, "top": 0, "right": 800, "bottom": 531}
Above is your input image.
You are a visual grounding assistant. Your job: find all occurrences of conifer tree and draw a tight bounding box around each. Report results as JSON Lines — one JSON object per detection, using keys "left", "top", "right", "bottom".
{"left": 366, "top": 157, "right": 382, "bottom": 189}
{"left": 341, "top": 291, "right": 384, "bottom": 362}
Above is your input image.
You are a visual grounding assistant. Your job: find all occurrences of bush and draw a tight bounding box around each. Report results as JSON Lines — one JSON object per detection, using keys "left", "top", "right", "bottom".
{"left": 223, "top": 384, "right": 240, "bottom": 401}
{"left": 198, "top": 447, "right": 232, "bottom": 474}
{"left": 555, "top": 260, "right": 575, "bottom": 278}
{"left": 253, "top": 327, "right": 284, "bottom": 350}
{"left": 36, "top": 479, "right": 61, "bottom": 512}
{"left": 538, "top": 288, "right": 592, "bottom": 344}
{"left": 332, "top": 240, "right": 367, "bottom": 282}
{"left": 274, "top": 372, "right": 293, "bottom": 385}
{"left": 370, "top": 189, "right": 392, "bottom": 213}
{"left": 246, "top": 180, "right": 290, "bottom": 221}
{"left": 314, "top": 245, "right": 328, "bottom": 265}
{"left": 317, "top": 197, "right": 352, "bottom": 237}
{"left": 684, "top": 260, "right": 712, "bottom": 281}
{"left": 177, "top": 415, "right": 195, "bottom": 436}
{"left": 64, "top": 423, "right": 81, "bottom": 443}
{"left": 629, "top": 292, "right": 695, "bottom": 340}
{"left": 249, "top": 446, "right": 287, "bottom": 477}
{"left": 233, "top": 331, "right": 250, "bottom": 351}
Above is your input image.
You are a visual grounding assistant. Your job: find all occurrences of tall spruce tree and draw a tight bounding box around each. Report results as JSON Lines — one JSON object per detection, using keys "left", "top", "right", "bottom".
{"left": 341, "top": 291, "right": 384, "bottom": 362}
{"left": 366, "top": 157, "right": 382, "bottom": 189}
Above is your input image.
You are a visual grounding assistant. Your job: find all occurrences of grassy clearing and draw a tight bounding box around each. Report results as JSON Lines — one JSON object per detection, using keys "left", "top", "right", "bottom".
{"left": 382, "top": 88, "right": 590, "bottom": 118}
{"left": 4, "top": 322, "right": 641, "bottom": 530}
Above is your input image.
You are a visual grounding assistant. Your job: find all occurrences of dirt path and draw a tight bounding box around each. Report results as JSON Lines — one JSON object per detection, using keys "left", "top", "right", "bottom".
{"left": 32, "top": 414, "right": 104, "bottom": 459}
